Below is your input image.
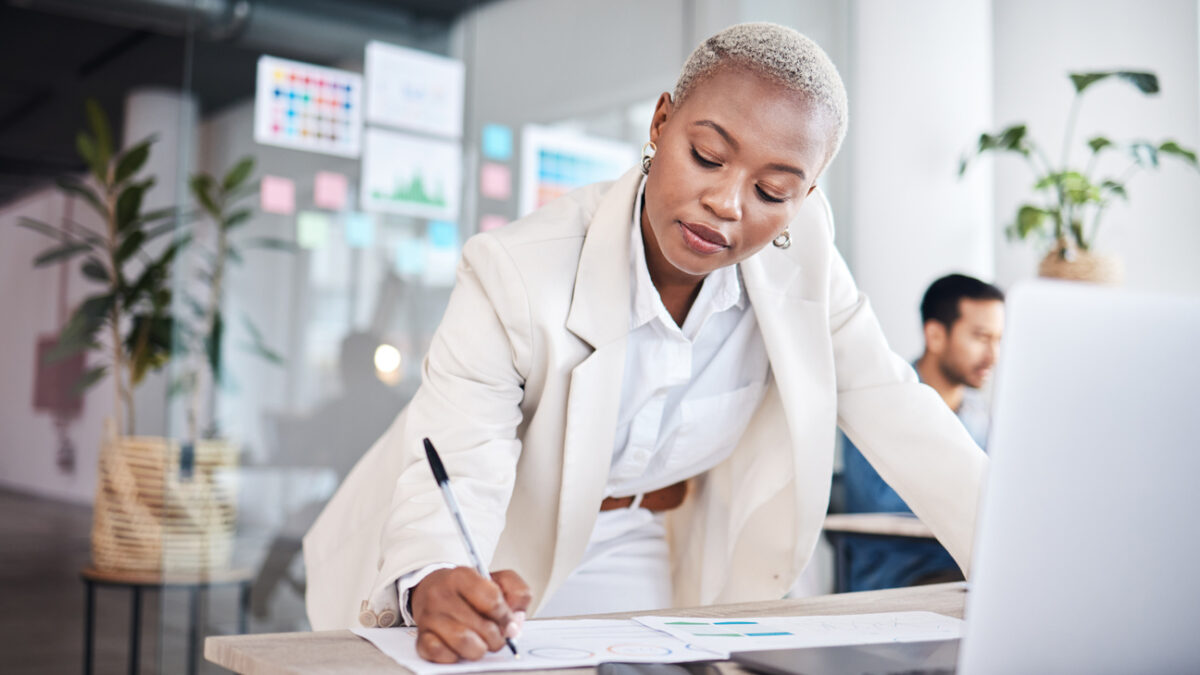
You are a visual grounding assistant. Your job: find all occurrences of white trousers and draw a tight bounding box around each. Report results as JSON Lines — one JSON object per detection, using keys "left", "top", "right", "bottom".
{"left": 536, "top": 507, "right": 673, "bottom": 617}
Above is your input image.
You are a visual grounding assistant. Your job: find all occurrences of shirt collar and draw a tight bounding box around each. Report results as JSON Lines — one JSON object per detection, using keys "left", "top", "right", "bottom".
{"left": 629, "top": 176, "right": 745, "bottom": 332}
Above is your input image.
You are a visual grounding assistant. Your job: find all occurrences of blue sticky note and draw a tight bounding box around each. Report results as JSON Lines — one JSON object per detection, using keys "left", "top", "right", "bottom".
{"left": 427, "top": 220, "right": 458, "bottom": 249}
{"left": 343, "top": 212, "right": 374, "bottom": 249}
{"left": 394, "top": 238, "right": 425, "bottom": 276}
{"left": 482, "top": 123, "right": 513, "bottom": 161}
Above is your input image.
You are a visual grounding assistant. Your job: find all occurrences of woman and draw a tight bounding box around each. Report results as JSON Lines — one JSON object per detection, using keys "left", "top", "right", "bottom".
{"left": 303, "top": 22, "right": 986, "bottom": 663}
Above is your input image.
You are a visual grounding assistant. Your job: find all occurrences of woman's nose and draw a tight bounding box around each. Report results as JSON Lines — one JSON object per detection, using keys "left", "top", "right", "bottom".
{"left": 701, "top": 175, "right": 742, "bottom": 221}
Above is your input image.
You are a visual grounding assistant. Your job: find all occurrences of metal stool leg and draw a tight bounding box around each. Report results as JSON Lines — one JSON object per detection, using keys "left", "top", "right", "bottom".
{"left": 83, "top": 581, "right": 95, "bottom": 675}
{"left": 187, "top": 586, "right": 201, "bottom": 675}
{"left": 129, "top": 586, "right": 141, "bottom": 675}
{"left": 238, "top": 581, "right": 250, "bottom": 634}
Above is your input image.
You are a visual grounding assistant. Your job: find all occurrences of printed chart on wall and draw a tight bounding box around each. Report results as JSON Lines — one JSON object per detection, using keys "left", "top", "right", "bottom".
{"left": 519, "top": 125, "right": 636, "bottom": 218}
{"left": 364, "top": 41, "right": 464, "bottom": 138}
{"left": 361, "top": 127, "right": 461, "bottom": 220}
{"left": 254, "top": 55, "right": 363, "bottom": 157}
{"left": 353, "top": 619, "right": 723, "bottom": 675}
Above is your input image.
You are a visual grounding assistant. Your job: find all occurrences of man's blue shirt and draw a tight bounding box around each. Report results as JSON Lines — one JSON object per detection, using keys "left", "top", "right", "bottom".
{"left": 839, "top": 363, "right": 990, "bottom": 591}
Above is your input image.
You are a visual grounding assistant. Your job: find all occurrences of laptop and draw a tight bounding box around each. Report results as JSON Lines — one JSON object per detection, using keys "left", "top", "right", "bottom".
{"left": 735, "top": 280, "right": 1200, "bottom": 675}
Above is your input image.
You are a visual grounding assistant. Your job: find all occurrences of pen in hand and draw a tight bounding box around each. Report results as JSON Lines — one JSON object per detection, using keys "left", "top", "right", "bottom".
{"left": 423, "top": 437, "right": 520, "bottom": 658}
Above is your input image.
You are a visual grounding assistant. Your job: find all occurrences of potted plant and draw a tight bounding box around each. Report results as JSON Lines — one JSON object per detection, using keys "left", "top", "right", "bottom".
{"left": 959, "top": 70, "right": 1199, "bottom": 283}
{"left": 18, "top": 100, "right": 236, "bottom": 574}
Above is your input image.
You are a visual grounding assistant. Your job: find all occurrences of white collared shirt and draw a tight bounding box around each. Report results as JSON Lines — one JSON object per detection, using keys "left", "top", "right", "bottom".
{"left": 607, "top": 178, "right": 770, "bottom": 498}
{"left": 387, "top": 178, "right": 772, "bottom": 625}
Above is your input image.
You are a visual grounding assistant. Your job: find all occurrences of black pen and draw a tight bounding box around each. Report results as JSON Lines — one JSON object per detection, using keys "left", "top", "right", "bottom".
{"left": 423, "top": 437, "right": 519, "bottom": 658}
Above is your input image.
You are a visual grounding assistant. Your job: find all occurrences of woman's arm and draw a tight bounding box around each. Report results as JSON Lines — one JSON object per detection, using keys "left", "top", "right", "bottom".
{"left": 828, "top": 249, "right": 987, "bottom": 576}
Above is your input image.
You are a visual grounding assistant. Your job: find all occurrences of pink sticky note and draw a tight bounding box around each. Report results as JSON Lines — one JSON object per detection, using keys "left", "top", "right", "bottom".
{"left": 479, "top": 214, "right": 508, "bottom": 232}
{"left": 261, "top": 175, "right": 295, "bottom": 215}
{"left": 314, "top": 171, "right": 348, "bottom": 211}
{"left": 480, "top": 163, "right": 512, "bottom": 201}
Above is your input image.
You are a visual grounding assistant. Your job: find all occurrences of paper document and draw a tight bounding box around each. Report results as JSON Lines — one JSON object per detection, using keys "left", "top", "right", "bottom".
{"left": 634, "top": 611, "right": 964, "bottom": 653}
{"left": 352, "top": 619, "right": 725, "bottom": 675}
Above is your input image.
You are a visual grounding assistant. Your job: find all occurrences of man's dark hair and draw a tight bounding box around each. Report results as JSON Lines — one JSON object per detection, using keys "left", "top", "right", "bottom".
{"left": 921, "top": 273, "right": 1005, "bottom": 329}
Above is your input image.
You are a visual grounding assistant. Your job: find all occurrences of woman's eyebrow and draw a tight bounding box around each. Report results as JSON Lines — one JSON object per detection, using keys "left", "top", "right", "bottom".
{"left": 692, "top": 120, "right": 807, "bottom": 180}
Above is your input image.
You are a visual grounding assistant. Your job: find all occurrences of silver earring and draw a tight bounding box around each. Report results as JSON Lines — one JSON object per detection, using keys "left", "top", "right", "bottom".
{"left": 641, "top": 141, "right": 656, "bottom": 175}
{"left": 773, "top": 230, "right": 791, "bottom": 249}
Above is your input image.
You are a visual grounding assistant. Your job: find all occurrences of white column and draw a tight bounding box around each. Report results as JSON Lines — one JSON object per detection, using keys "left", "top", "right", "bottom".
{"left": 122, "top": 88, "right": 199, "bottom": 438}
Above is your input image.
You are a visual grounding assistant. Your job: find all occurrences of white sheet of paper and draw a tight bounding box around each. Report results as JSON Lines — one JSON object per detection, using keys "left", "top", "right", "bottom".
{"left": 352, "top": 619, "right": 726, "bottom": 675}
{"left": 634, "top": 611, "right": 964, "bottom": 653}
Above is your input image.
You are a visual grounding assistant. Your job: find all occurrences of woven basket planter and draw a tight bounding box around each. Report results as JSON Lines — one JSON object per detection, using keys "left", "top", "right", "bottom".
{"left": 92, "top": 433, "right": 238, "bottom": 574}
{"left": 1038, "top": 243, "right": 1124, "bottom": 285}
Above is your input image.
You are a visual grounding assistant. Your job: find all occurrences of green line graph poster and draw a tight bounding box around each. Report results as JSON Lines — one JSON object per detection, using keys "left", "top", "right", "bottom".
{"left": 361, "top": 127, "right": 461, "bottom": 219}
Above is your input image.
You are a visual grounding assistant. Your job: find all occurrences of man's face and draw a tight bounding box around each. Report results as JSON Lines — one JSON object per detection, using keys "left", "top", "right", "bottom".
{"left": 931, "top": 299, "right": 1005, "bottom": 389}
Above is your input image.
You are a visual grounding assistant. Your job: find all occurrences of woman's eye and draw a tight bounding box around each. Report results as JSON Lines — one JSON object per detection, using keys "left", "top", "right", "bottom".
{"left": 690, "top": 147, "right": 720, "bottom": 168}
{"left": 756, "top": 186, "right": 786, "bottom": 203}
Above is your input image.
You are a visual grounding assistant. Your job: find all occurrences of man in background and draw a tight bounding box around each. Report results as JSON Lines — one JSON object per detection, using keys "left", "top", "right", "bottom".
{"left": 840, "top": 273, "right": 1005, "bottom": 591}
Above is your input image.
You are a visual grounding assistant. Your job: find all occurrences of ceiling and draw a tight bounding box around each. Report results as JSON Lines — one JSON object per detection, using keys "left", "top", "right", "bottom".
{"left": 0, "top": 0, "right": 487, "bottom": 207}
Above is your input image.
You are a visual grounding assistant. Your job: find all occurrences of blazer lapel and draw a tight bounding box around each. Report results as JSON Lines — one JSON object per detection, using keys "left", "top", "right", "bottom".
{"left": 543, "top": 168, "right": 642, "bottom": 604}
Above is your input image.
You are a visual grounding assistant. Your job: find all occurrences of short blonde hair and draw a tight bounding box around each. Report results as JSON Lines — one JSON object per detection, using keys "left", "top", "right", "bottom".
{"left": 674, "top": 22, "right": 848, "bottom": 169}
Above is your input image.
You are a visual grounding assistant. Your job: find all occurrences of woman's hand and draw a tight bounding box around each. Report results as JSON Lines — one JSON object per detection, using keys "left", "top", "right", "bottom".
{"left": 411, "top": 567, "right": 532, "bottom": 663}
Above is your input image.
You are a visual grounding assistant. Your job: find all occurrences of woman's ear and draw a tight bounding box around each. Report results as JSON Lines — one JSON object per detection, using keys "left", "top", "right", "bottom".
{"left": 648, "top": 92, "right": 673, "bottom": 145}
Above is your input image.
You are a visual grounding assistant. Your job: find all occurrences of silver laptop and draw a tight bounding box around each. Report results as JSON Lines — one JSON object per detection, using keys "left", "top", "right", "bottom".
{"left": 736, "top": 280, "right": 1200, "bottom": 675}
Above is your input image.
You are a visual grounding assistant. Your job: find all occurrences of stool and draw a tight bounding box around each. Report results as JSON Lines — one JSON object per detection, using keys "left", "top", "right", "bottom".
{"left": 81, "top": 566, "right": 252, "bottom": 675}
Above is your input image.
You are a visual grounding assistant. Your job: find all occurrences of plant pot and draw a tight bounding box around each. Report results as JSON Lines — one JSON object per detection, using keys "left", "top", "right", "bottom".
{"left": 1038, "top": 245, "right": 1124, "bottom": 284}
{"left": 92, "top": 428, "right": 238, "bottom": 574}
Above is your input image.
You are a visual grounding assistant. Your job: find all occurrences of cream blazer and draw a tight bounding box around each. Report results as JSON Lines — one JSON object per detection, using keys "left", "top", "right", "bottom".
{"left": 303, "top": 167, "right": 987, "bottom": 630}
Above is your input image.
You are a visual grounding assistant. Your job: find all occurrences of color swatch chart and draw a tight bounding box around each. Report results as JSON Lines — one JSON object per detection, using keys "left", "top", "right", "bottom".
{"left": 255, "top": 55, "right": 363, "bottom": 158}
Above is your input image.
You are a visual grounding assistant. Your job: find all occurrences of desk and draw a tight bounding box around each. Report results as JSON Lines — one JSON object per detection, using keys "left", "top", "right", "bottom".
{"left": 822, "top": 513, "right": 938, "bottom": 593}
{"left": 205, "top": 581, "right": 966, "bottom": 674}
{"left": 81, "top": 566, "right": 252, "bottom": 675}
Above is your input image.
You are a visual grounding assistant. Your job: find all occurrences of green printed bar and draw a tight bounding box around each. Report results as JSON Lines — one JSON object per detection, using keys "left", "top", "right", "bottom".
{"left": 692, "top": 632, "right": 744, "bottom": 637}
{"left": 665, "top": 621, "right": 708, "bottom": 625}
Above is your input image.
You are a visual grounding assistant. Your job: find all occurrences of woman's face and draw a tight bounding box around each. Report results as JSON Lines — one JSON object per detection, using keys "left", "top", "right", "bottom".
{"left": 643, "top": 65, "right": 833, "bottom": 283}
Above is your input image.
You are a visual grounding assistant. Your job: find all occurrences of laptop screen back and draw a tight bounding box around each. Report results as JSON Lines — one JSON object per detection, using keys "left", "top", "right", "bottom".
{"left": 959, "top": 281, "right": 1200, "bottom": 674}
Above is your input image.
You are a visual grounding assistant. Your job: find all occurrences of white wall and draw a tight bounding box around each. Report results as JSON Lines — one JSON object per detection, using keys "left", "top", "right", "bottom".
{"left": 992, "top": 0, "right": 1200, "bottom": 295}
{"left": 845, "top": 0, "right": 995, "bottom": 359}
{"left": 0, "top": 189, "right": 110, "bottom": 505}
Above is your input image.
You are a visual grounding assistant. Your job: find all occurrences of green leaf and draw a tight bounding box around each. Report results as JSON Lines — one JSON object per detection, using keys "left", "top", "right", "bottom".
{"left": 50, "top": 293, "right": 114, "bottom": 361}
{"left": 81, "top": 256, "right": 109, "bottom": 282}
{"left": 84, "top": 98, "right": 113, "bottom": 167}
{"left": 1059, "top": 171, "right": 1101, "bottom": 205}
{"left": 1159, "top": 140, "right": 1199, "bottom": 169}
{"left": 73, "top": 365, "right": 108, "bottom": 395}
{"left": 1087, "top": 136, "right": 1113, "bottom": 154}
{"left": 1070, "top": 220, "right": 1087, "bottom": 250}
{"left": 16, "top": 217, "right": 69, "bottom": 242}
{"left": 206, "top": 313, "right": 224, "bottom": 375}
{"left": 1014, "top": 204, "right": 1050, "bottom": 239}
{"left": 34, "top": 242, "right": 92, "bottom": 266}
{"left": 221, "top": 157, "right": 255, "bottom": 192}
{"left": 226, "top": 246, "right": 243, "bottom": 265}
{"left": 115, "top": 179, "right": 154, "bottom": 232}
{"left": 1100, "top": 180, "right": 1129, "bottom": 200}
{"left": 190, "top": 174, "right": 220, "bottom": 219}
{"left": 113, "top": 137, "right": 154, "bottom": 186}
{"left": 115, "top": 230, "right": 145, "bottom": 264}
{"left": 1069, "top": 70, "right": 1159, "bottom": 94}
{"left": 1130, "top": 142, "right": 1159, "bottom": 168}
{"left": 242, "top": 236, "right": 297, "bottom": 252}
{"left": 223, "top": 209, "right": 253, "bottom": 231}
{"left": 75, "top": 131, "right": 106, "bottom": 184}
{"left": 55, "top": 177, "right": 107, "bottom": 217}
{"left": 241, "top": 315, "right": 284, "bottom": 365}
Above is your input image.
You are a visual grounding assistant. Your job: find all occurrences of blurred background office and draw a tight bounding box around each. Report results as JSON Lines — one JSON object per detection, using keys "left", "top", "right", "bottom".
{"left": 1, "top": 0, "right": 1197, "bottom": 672}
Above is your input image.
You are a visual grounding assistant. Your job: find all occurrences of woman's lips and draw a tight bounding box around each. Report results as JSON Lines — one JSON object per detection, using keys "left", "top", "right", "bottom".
{"left": 678, "top": 221, "right": 729, "bottom": 255}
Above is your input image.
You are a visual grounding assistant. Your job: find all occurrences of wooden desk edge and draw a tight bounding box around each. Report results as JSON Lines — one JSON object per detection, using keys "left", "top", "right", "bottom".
{"left": 206, "top": 583, "right": 966, "bottom": 674}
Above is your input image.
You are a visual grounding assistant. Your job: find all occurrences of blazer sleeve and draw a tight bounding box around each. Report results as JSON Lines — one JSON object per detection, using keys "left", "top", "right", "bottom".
{"left": 828, "top": 248, "right": 988, "bottom": 575}
{"left": 370, "top": 232, "right": 533, "bottom": 596}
